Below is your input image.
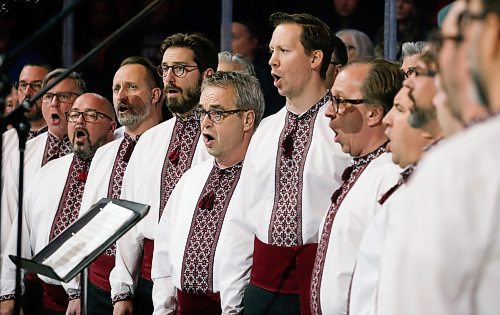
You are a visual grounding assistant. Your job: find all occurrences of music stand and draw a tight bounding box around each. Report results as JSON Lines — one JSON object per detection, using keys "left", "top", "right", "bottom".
{"left": 9, "top": 198, "right": 149, "bottom": 314}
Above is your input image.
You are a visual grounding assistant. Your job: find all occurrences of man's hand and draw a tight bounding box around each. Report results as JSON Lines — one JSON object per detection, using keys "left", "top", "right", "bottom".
{"left": 66, "top": 298, "right": 81, "bottom": 315}
{"left": 0, "top": 300, "right": 15, "bottom": 315}
{"left": 113, "top": 300, "right": 134, "bottom": 315}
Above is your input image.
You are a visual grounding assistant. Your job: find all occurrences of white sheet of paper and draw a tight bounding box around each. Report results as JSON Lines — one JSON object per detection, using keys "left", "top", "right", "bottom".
{"left": 43, "top": 202, "right": 134, "bottom": 278}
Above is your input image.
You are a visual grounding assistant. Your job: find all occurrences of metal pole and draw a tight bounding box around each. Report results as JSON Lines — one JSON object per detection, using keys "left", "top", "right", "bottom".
{"left": 220, "top": 0, "right": 232, "bottom": 52}
{"left": 384, "top": 0, "right": 397, "bottom": 61}
{"left": 62, "top": 0, "right": 75, "bottom": 67}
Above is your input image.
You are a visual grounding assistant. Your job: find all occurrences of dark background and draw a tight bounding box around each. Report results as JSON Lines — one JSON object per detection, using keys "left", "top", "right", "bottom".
{"left": 0, "top": 0, "right": 451, "bottom": 101}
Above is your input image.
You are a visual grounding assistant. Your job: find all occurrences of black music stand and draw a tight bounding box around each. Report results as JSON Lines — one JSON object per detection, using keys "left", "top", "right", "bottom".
{"left": 9, "top": 198, "right": 149, "bottom": 315}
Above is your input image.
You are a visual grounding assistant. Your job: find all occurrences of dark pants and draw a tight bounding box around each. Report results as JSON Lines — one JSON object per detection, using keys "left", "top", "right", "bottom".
{"left": 88, "top": 281, "right": 113, "bottom": 315}
{"left": 41, "top": 308, "right": 65, "bottom": 315}
{"left": 243, "top": 283, "right": 301, "bottom": 315}
{"left": 22, "top": 275, "right": 44, "bottom": 315}
{"left": 133, "top": 276, "right": 153, "bottom": 315}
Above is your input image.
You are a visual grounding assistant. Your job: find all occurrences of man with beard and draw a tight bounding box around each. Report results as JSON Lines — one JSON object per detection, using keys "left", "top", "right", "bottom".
{"left": 0, "top": 93, "right": 116, "bottom": 315}
{"left": 376, "top": 1, "right": 500, "bottom": 313}
{"left": 348, "top": 86, "right": 438, "bottom": 315}
{"left": 309, "top": 59, "right": 402, "bottom": 315}
{"left": 110, "top": 33, "right": 216, "bottom": 315}
{"left": 1, "top": 68, "right": 85, "bottom": 315}
{"left": 64, "top": 56, "right": 163, "bottom": 315}
{"left": 2, "top": 64, "right": 51, "bottom": 184}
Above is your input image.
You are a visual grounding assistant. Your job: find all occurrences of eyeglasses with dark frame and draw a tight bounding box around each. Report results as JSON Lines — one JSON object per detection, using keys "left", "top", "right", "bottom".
{"left": 42, "top": 92, "right": 81, "bottom": 103}
{"left": 404, "top": 67, "right": 417, "bottom": 79}
{"left": 156, "top": 64, "right": 199, "bottom": 78}
{"left": 413, "top": 67, "right": 437, "bottom": 78}
{"left": 429, "top": 29, "right": 464, "bottom": 52}
{"left": 65, "top": 110, "right": 113, "bottom": 123}
{"left": 15, "top": 81, "right": 43, "bottom": 92}
{"left": 459, "top": 10, "right": 488, "bottom": 30}
{"left": 193, "top": 108, "right": 248, "bottom": 123}
{"left": 331, "top": 95, "right": 367, "bottom": 114}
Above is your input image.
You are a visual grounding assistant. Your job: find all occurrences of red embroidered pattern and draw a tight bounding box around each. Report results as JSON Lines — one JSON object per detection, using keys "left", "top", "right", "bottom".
{"left": 268, "top": 92, "right": 331, "bottom": 247}
{"left": 310, "top": 145, "right": 386, "bottom": 315}
{"left": 42, "top": 133, "right": 72, "bottom": 166}
{"left": 103, "top": 133, "right": 139, "bottom": 257}
{"left": 49, "top": 156, "right": 91, "bottom": 240}
{"left": 27, "top": 125, "right": 48, "bottom": 141}
{"left": 159, "top": 116, "right": 201, "bottom": 219}
{"left": 180, "top": 162, "right": 243, "bottom": 293}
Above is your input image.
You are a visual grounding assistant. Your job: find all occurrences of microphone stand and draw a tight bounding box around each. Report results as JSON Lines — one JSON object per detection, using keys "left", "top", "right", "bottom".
{"left": 1, "top": 0, "right": 166, "bottom": 314}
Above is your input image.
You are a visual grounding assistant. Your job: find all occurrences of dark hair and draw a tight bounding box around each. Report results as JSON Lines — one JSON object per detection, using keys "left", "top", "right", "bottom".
{"left": 356, "top": 59, "right": 404, "bottom": 114}
{"left": 269, "top": 12, "right": 333, "bottom": 79}
{"left": 120, "top": 56, "right": 163, "bottom": 89}
{"left": 23, "top": 63, "right": 53, "bottom": 73}
{"left": 331, "top": 35, "right": 348, "bottom": 66}
{"left": 160, "top": 33, "right": 218, "bottom": 74}
{"left": 482, "top": 0, "right": 500, "bottom": 15}
{"left": 233, "top": 18, "right": 259, "bottom": 40}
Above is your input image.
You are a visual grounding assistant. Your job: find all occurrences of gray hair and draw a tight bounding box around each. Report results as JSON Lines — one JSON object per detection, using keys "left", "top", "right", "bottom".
{"left": 42, "top": 68, "right": 86, "bottom": 95}
{"left": 217, "top": 51, "right": 256, "bottom": 76}
{"left": 202, "top": 71, "right": 265, "bottom": 130}
{"left": 400, "top": 41, "right": 429, "bottom": 61}
{"left": 336, "top": 29, "right": 374, "bottom": 62}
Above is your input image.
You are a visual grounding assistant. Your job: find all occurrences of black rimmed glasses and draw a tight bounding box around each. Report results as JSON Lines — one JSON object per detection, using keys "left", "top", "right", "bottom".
{"left": 331, "top": 95, "right": 367, "bottom": 114}
{"left": 429, "top": 29, "right": 464, "bottom": 52}
{"left": 413, "top": 67, "right": 437, "bottom": 78}
{"left": 156, "top": 64, "right": 199, "bottom": 78}
{"left": 193, "top": 108, "right": 247, "bottom": 123}
{"left": 459, "top": 10, "right": 488, "bottom": 30}
{"left": 15, "top": 81, "right": 43, "bottom": 92}
{"left": 404, "top": 67, "right": 417, "bottom": 79}
{"left": 65, "top": 110, "right": 113, "bottom": 123}
{"left": 42, "top": 92, "right": 80, "bottom": 103}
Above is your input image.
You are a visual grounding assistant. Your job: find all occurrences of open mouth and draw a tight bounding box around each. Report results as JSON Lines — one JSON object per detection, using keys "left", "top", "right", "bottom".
{"left": 203, "top": 133, "right": 215, "bottom": 146}
{"left": 118, "top": 104, "right": 129, "bottom": 113}
{"left": 75, "top": 129, "right": 88, "bottom": 142}
{"left": 271, "top": 73, "right": 282, "bottom": 86}
{"left": 51, "top": 113, "right": 60, "bottom": 120}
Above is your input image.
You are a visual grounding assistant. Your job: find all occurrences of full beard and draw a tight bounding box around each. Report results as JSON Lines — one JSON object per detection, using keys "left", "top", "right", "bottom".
{"left": 118, "top": 103, "right": 150, "bottom": 127}
{"left": 73, "top": 134, "right": 109, "bottom": 160}
{"left": 165, "top": 80, "right": 202, "bottom": 115}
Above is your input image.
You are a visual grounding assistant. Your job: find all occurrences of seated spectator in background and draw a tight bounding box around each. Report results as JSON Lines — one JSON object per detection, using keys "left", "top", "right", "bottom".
{"left": 324, "top": 35, "right": 348, "bottom": 89}
{"left": 336, "top": 29, "right": 374, "bottom": 63}
{"left": 217, "top": 51, "right": 256, "bottom": 76}
{"left": 374, "top": 0, "right": 432, "bottom": 59}
{"left": 400, "top": 41, "right": 429, "bottom": 77}
{"left": 232, "top": 19, "right": 284, "bottom": 117}
{"left": 3, "top": 84, "right": 18, "bottom": 115}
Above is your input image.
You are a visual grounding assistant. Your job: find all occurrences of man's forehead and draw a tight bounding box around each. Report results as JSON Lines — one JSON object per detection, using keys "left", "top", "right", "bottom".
{"left": 48, "top": 78, "right": 77, "bottom": 92}
{"left": 19, "top": 66, "right": 48, "bottom": 80}
{"left": 200, "top": 86, "right": 233, "bottom": 107}
{"left": 162, "top": 46, "right": 195, "bottom": 64}
{"left": 114, "top": 64, "right": 146, "bottom": 82}
{"left": 395, "top": 87, "right": 413, "bottom": 109}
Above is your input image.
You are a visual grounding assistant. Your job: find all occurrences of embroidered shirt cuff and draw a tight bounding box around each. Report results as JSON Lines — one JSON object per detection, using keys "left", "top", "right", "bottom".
{"left": 112, "top": 292, "right": 133, "bottom": 304}
{"left": 0, "top": 294, "right": 15, "bottom": 301}
{"left": 68, "top": 293, "right": 81, "bottom": 301}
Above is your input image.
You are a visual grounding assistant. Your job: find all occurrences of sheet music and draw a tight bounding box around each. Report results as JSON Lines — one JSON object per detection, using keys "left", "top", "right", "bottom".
{"left": 43, "top": 202, "right": 134, "bottom": 278}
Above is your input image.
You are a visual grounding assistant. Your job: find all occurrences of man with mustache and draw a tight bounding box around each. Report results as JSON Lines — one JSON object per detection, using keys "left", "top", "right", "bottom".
{"left": 0, "top": 93, "right": 116, "bottom": 315}
{"left": 1, "top": 68, "right": 85, "bottom": 315}
{"left": 376, "top": 0, "right": 500, "bottom": 313}
{"left": 64, "top": 56, "right": 164, "bottom": 315}
{"left": 348, "top": 85, "right": 439, "bottom": 315}
{"left": 110, "top": 33, "right": 216, "bottom": 315}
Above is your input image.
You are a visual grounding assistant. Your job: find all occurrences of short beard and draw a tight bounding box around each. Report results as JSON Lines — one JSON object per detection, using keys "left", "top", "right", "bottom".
{"left": 165, "top": 80, "right": 202, "bottom": 115}
{"left": 73, "top": 134, "right": 109, "bottom": 160}
{"left": 25, "top": 103, "right": 43, "bottom": 122}
{"left": 408, "top": 103, "right": 436, "bottom": 129}
{"left": 117, "top": 103, "right": 150, "bottom": 127}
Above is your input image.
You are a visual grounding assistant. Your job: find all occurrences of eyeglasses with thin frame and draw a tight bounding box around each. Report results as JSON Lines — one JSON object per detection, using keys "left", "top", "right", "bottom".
{"left": 156, "top": 64, "right": 199, "bottom": 78}
{"left": 193, "top": 108, "right": 248, "bottom": 123}
{"left": 42, "top": 92, "right": 80, "bottom": 103}
{"left": 404, "top": 67, "right": 417, "bottom": 79}
{"left": 65, "top": 110, "right": 113, "bottom": 123}
{"left": 15, "top": 81, "right": 43, "bottom": 92}
{"left": 331, "top": 95, "right": 367, "bottom": 114}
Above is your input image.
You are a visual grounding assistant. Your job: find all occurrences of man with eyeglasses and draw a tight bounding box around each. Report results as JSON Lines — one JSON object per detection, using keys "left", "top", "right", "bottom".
{"left": 324, "top": 35, "right": 348, "bottom": 90}
{"left": 348, "top": 85, "right": 439, "bottom": 315}
{"left": 310, "top": 59, "right": 403, "bottom": 315}
{"left": 0, "top": 93, "right": 116, "bottom": 315}
{"left": 110, "top": 33, "right": 216, "bottom": 315}
{"left": 0, "top": 68, "right": 85, "bottom": 315}
{"left": 375, "top": 0, "right": 500, "bottom": 313}
{"left": 151, "top": 71, "right": 264, "bottom": 314}
{"left": 228, "top": 13, "right": 350, "bottom": 315}
{"left": 2, "top": 64, "right": 51, "bottom": 185}
{"left": 62, "top": 56, "right": 164, "bottom": 315}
